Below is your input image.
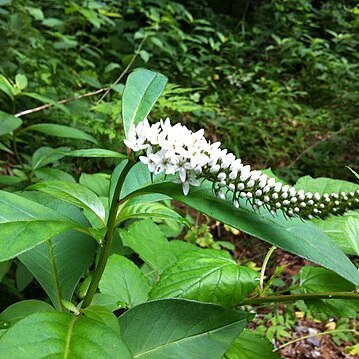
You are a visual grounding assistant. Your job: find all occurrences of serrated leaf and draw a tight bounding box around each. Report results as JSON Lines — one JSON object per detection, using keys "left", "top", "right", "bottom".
{"left": 0, "top": 111, "right": 22, "bottom": 136}
{"left": 224, "top": 329, "right": 280, "bottom": 359}
{"left": 119, "top": 299, "right": 251, "bottom": 359}
{"left": 99, "top": 255, "right": 150, "bottom": 308}
{"left": 26, "top": 123, "right": 97, "bottom": 143}
{"left": 30, "top": 180, "right": 106, "bottom": 224}
{"left": 0, "top": 191, "right": 86, "bottom": 261}
{"left": 120, "top": 219, "right": 177, "bottom": 274}
{"left": 150, "top": 249, "right": 258, "bottom": 306}
{"left": 0, "top": 310, "right": 132, "bottom": 358}
{"left": 122, "top": 68, "right": 168, "bottom": 138}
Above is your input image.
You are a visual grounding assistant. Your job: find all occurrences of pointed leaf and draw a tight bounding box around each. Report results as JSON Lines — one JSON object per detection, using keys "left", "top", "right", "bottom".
{"left": 119, "top": 299, "right": 251, "bottom": 359}
{"left": 0, "top": 310, "right": 132, "bottom": 358}
{"left": 150, "top": 249, "right": 258, "bottom": 307}
{"left": 30, "top": 180, "right": 106, "bottom": 224}
{"left": 122, "top": 69, "right": 168, "bottom": 138}
{"left": 143, "top": 181, "right": 359, "bottom": 286}
{"left": 99, "top": 254, "right": 150, "bottom": 308}
{"left": 0, "top": 111, "right": 22, "bottom": 136}
{"left": 224, "top": 329, "right": 280, "bottom": 359}
{"left": 31, "top": 146, "right": 69, "bottom": 170}
{"left": 120, "top": 219, "right": 177, "bottom": 273}
{"left": 26, "top": 123, "right": 97, "bottom": 143}
{"left": 62, "top": 148, "right": 126, "bottom": 158}
{"left": 0, "top": 191, "right": 86, "bottom": 261}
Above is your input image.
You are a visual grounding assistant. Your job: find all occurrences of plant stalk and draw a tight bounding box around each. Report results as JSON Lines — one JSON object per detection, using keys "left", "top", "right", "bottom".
{"left": 81, "top": 160, "right": 134, "bottom": 308}
{"left": 259, "top": 245, "right": 276, "bottom": 293}
{"left": 242, "top": 292, "right": 359, "bottom": 305}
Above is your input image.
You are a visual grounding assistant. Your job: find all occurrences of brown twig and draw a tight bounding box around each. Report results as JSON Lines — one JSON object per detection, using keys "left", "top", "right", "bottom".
{"left": 14, "top": 88, "right": 108, "bottom": 118}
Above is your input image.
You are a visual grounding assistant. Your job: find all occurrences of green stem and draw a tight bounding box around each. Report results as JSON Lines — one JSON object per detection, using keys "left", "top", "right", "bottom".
{"left": 259, "top": 245, "right": 276, "bottom": 294}
{"left": 242, "top": 292, "right": 359, "bottom": 305}
{"left": 81, "top": 160, "right": 134, "bottom": 308}
{"left": 273, "top": 329, "right": 358, "bottom": 352}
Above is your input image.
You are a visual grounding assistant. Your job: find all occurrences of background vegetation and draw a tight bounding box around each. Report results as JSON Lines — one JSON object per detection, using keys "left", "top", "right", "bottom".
{"left": 1, "top": 0, "right": 358, "bottom": 180}
{"left": 0, "top": 0, "right": 358, "bottom": 358}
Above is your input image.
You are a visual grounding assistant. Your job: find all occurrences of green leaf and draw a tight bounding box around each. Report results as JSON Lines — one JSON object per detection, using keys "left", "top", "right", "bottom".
{"left": 23, "top": 92, "right": 69, "bottom": 113}
{"left": 0, "top": 191, "right": 86, "bottom": 261}
{"left": 119, "top": 299, "right": 251, "bottom": 359}
{"left": 224, "top": 329, "right": 280, "bottom": 359}
{"left": 0, "top": 310, "right": 132, "bottom": 358}
{"left": 15, "top": 74, "right": 28, "bottom": 90}
{"left": 150, "top": 249, "right": 258, "bottom": 307}
{"left": 15, "top": 262, "right": 33, "bottom": 291}
{"left": 62, "top": 148, "right": 126, "bottom": 158}
{"left": 295, "top": 175, "right": 359, "bottom": 194}
{"left": 300, "top": 266, "right": 358, "bottom": 317}
{"left": 18, "top": 192, "right": 96, "bottom": 309}
{"left": 122, "top": 68, "right": 168, "bottom": 138}
{"left": 145, "top": 181, "right": 359, "bottom": 286}
{"left": 80, "top": 173, "right": 110, "bottom": 197}
{"left": 313, "top": 213, "right": 359, "bottom": 255}
{"left": 31, "top": 146, "right": 69, "bottom": 170}
{"left": 26, "top": 123, "right": 97, "bottom": 143}
{"left": 34, "top": 167, "right": 76, "bottom": 183}
{"left": 300, "top": 266, "right": 355, "bottom": 293}
{"left": 120, "top": 219, "right": 177, "bottom": 274}
{"left": 0, "top": 300, "right": 55, "bottom": 328}
{"left": 30, "top": 180, "right": 106, "bottom": 224}
{"left": 0, "top": 261, "right": 11, "bottom": 282}
{"left": 99, "top": 254, "right": 150, "bottom": 308}
{"left": 116, "top": 201, "right": 188, "bottom": 226}
{"left": 0, "top": 111, "right": 22, "bottom": 136}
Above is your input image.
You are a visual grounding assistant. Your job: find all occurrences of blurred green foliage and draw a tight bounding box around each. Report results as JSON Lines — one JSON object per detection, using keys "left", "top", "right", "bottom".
{"left": 1, "top": 0, "right": 358, "bottom": 181}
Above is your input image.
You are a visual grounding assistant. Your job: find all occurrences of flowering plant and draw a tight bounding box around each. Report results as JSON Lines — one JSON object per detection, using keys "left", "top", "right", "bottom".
{"left": 0, "top": 69, "right": 358, "bottom": 357}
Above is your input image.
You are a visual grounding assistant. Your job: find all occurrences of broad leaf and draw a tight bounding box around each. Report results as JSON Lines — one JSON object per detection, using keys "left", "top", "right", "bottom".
{"left": 80, "top": 173, "right": 110, "bottom": 197}
{"left": 224, "top": 329, "right": 279, "bottom": 359}
{"left": 0, "top": 111, "right": 22, "bottom": 136}
{"left": 99, "top": 254, "right": 150, "bottom": 308}
{"left": 0, "top": 310, "right": 132, "bottom": 358}
{"left": 119, "top": 299, "right": 251, "bottom": 359}
{"left": 34, "top": 167, "right": 76, "bottom": 183}
{"left": 30, "top": 180, "right": 106, "bottom": 224}
{"left": 18, "top": 193, "right": 96, "bottom": 310}
{"left": 295, "top": 175, "right": 359, "bottom": 194}
{"left": 122, "top": 68, "right": 168, "bottom": 138}
{"left": 313, "top": 213, "right": 359, "bottom": 255}
{"left": 26, "top": 123, "right": 97, "bottom": 143}
{"left": 120, "top": 219, "right": 177, "bottom": 273}
{"left": 300, "top": 266, "right": 358, "bottom": 317}
{"left": 0, "top": 191, "right": 85, "bottom": 261}
{"left": 144, "top": 181, "right": 359, "bottom": 286}
{"left": 150, "top": 249, "right": 258, "bottom": 307}
{"left": 0, "top": 300, "right": 55, "bottom": 328}
{"left": 296, "top": 175, "right": 359, "bottom": 255}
